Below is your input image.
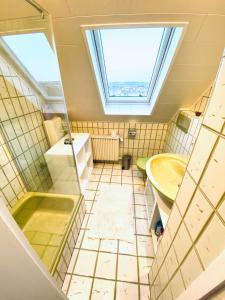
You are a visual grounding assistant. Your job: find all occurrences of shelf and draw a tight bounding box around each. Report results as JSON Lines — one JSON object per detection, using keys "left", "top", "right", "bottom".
{"left": 77, "top": 152, "right": 92, "bottom": 177}
{"left": 146, "top": 178, "right": 172, "bottom": 253}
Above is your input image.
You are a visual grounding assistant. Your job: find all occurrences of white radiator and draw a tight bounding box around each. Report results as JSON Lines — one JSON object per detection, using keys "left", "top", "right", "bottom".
{"left": 91, "top": 135, "right": 120, "bottom": 161}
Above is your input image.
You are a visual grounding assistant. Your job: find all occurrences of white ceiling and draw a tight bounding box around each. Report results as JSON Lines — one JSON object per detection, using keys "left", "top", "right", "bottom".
{"left": 2, "top": 0, "right": 225, "bottom": 122}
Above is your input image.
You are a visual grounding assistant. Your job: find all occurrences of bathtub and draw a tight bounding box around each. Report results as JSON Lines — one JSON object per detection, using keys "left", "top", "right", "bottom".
{"left": 11, "top": 192, "right": 85, "bottom": 287}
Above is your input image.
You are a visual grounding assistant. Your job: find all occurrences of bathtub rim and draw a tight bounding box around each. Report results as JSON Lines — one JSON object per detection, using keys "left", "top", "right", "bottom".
{"left": 10, "top": 192, "right": 83, "bottom": 275}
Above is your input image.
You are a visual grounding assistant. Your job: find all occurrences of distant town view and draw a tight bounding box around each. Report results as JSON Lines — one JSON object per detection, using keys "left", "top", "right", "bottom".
{"left": 108, "top": 82, "right": 149, "bottom": 97}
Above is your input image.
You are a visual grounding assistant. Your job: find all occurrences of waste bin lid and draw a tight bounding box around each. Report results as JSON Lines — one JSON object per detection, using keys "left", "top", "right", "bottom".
{"left": 136, "top": 157, "right": 149, "bottom": 171}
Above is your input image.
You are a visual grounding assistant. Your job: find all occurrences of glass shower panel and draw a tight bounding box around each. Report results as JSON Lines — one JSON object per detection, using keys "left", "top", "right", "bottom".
{"left": 0, "top": 30, "right": 80, "bottom": 208}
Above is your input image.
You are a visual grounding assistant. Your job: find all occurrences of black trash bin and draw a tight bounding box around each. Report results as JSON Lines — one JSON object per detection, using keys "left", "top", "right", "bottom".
{"left": 122, "top": 155, "right": 132, "bottom": 170}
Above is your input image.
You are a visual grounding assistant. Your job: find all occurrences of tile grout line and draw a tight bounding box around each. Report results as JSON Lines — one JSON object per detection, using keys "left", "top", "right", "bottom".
{"left": 88, "top": 238, "right": 102, "bottom": 300}
{"left": 114, "top": 239, "right": 120, "bottom": 300}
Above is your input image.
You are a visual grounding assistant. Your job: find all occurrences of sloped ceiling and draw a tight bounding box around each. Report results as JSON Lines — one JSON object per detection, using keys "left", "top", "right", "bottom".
{"left": 0, "top": 0, "right": 39, "bottom": 20}
{"left": 2, "top": 0, "right": 225, "bottom": 122}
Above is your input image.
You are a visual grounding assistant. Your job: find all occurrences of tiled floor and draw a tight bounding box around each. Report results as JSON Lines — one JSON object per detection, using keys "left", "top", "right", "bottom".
{"left": 62, "top": 163, "right": 155, "bottom": 300}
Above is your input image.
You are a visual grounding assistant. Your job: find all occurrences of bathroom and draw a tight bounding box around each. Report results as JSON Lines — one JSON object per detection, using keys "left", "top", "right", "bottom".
{"left": 0, "top": 1, "right": 225, "bottom": 299}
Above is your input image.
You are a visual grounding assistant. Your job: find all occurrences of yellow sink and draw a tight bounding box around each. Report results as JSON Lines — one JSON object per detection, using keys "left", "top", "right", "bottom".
{"left": 146, "top": 153, "right": 188, "bottom": 203}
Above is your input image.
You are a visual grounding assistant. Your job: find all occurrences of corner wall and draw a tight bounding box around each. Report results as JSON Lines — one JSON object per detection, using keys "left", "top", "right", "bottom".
{"left": 150, "top": 53, "right": 225, "bottom": 299}
{"left": 163, "top": 86, "right": 211, "bottom": 155}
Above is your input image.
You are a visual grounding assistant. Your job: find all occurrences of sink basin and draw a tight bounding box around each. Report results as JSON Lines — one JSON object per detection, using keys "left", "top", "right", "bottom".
{"left": 146, "top": 153, "right": 188, "bottom": 203}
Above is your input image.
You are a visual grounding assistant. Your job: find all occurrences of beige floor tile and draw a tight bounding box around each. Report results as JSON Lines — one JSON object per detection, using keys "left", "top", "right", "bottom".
{"left": 74, "top": 250, "right": 97, "bottom": 276}
{"left": 134, "top": 194, "right": 146, "bottom": 205}
{"left": 119, "top": 240, "right": 137, "bottom": 256}
{"left": 117, "top": 255, "right": 138, "bottom": 282}
{"left": 122, "top": 170, "right": 132, "bottom": 176}
{"left": 116, "top": 281, "right": 139, "bottom": 300}
{"left": 137, "top": 235, "right": 155, "bottom": 257}
{"left": 100, "top": 239, "right": 118, "bottom": 253}
{"left": 90, "top": 174, "right": 101, "bottom": 182}
{"left": 67, "top": 249, "right": 79, "bottom": 273}
{"left": 102, "top": 168, "right": 112, "bottom": 175}
{"left": 135, "top": 205, "right": 147, "bottom": 219}
{"left": 133, "top": 177, "right": 144, "bottom": 185}
{"left": 100, "top": 175, "right": 111, "bottom": 182}
{"left": 136, "top": 219, "right": 150, "bottom": 235}
{"left": 67, "top": 275, "right": 92, "bottom": 300}
{"left": 87, "top": 181, "right": 99, "bottom": 190}
{"left": 111, "top": 175, "right": 121, "bottom": 183}
{"left": 84, "top": 190, "right": 96, "bottom": 200}
{"left": 133, "top": 170, "right": 143, "bottom": 178}
{"left": 87, "top": 214, "right": 95, "bottom": 229}
{"left": 91, "top": 279, "right": 115, "bottom": 300}
{"left": 122, "top": 176, "right": 133, "bottom": 184}
{"left": 104, "top": 163, "right": 114, "bottom": 169}
{"left": 140, "top": 284, "right": 151, "bottom": 300}
{"left": 81, "top": 231, "right": 100, "bottom": 251}
{"left": 121, "top": 183, "right": 134, "bottom": 192}
{"left": 138, "top": 257, "right": 153, "bottom": 284}
{"left": 91, "top": 201, "right": 98, "bottom": 214}
{"left": 113, "top": 164, "right": 121, "bottom": 169}
{"left": 112, "top": 169, "right": 122, "bottom": 175}
{"left": 92, "top": 168, "right": 102, "bottom": 175}
{"left": 97, "top": 182, "right": 110, "bottom": 191}
{"left": 133, "top": 184, "right": 145, "bottom": 194}
{"left": 85, "top": 201, "right": 93, "bottom": 213}
{"left": 95, "top": 252, "right": 117, "bottom": 279}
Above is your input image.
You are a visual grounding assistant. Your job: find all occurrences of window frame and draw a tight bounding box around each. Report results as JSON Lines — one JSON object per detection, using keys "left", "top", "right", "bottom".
{"left": 92, "top": 27, "right": 174, "bottom": 104}
{"left": 0, "top": 31, "right": 64, "bottom": 102}
{"left": 83, "top": 23, "right": 185, "bottom": 115}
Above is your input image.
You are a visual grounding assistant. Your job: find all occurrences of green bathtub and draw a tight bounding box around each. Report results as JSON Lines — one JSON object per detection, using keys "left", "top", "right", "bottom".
{"left": 11, "top": 192, "right": 83, "bottom": 277}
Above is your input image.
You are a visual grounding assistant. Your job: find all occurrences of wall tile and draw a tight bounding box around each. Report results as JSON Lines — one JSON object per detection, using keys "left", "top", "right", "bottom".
{"left": 184, "top": 189, "right": 213, "bottom": 240}
{"left": 72, "top": 121, "right": 167, "bottom": 161}
{"left": 170, "top": 270, "right": 185, "bottom": 299}
{"left": 200, "top": 137, "right": 225, "bottom": 208}
{"left": 167, "top": 204, "right": 182, "bottom": 241}
{"left": 176, "top": 172, "right": 196, "bottom": 216}
{"left": 158, "top": 285, "right": 173, "bottom": 300}
{"left": 203, "top": 58, "right": 225, "bottom": 132}
{"left": 160, "top": 227, "right": 172, "bottom": 260}
{"left": 158, "top": 263, "right": 169, "bottom": 291}
{"left": 196, "top": 214, "right": 225, "bottom": 269}
{"left": 165, "top": 245, "right": 179, "bottom": 279}
{"left": 187, "top": 127, "right": 217, "bottom": 182}
{"left": 180, "top": 248, "right": 203, "bottom": 288}
{"left": 0, "top": 55, "right": 52, "bottom": 208}
{"left": 173, "top": 223, "right": 192, "bottom": 264}
{"left": 218, "top": 196, "right": 225, "bottom": 222}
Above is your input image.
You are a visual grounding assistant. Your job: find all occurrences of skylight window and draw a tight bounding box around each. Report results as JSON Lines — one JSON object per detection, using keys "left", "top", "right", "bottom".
{"left": 85, "top": 26, "right": 183, "bottom": 115}
{"left": 1, "top": 33, "right": 63, "bottom": 98}
{"left": 100, "top": 28, "right": 164, "bottom": 100}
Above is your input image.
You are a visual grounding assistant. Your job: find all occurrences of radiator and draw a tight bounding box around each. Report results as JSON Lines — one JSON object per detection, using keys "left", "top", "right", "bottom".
{"left": 91, "top": 135, "right": 120, "bottom": 161}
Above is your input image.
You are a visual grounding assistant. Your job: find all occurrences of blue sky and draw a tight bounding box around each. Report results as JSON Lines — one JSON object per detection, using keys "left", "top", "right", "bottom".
{"left": 100, "top": 27, "right": 164, "bottom": 82}
{"left": 3, "top": 32, "right": 60, "bottom": 82}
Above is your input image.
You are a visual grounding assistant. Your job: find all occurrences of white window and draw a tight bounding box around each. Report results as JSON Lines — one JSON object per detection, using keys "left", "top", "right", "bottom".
{"left": 84, "top": 26, "right": 183, "bottom": 115}
{"left": 1, "top": 32, "right": 63, "bottom": 99}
